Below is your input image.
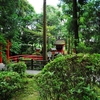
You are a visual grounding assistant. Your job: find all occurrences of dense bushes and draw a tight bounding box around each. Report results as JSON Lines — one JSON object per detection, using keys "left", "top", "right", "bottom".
{"left": 0, "top": 62, "right": 27, "bottom": 100}
{"left": 7, "top": 62, "right": 27, "bottom": 76}
{"left": 35, "top": 53, "right": 100, "bottom": 100}
{"left": 0, "top": 71, "right": 23, "bottom": 100}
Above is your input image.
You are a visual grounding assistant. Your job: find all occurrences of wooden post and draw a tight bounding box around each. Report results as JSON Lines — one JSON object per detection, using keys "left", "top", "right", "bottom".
{"left": 6, "top": 40, "right": 11, "bottom": 63}
{"left": 0, "top": 45, "right": 2, "bottom": 63}
{"left": 31, "top": 59, "right": 33, "bottom": 70}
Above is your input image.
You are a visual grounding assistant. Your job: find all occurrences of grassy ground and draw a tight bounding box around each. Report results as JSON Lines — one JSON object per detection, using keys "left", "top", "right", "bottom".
{"left": 11, "top": 75, "right": 39, "bottom": 100}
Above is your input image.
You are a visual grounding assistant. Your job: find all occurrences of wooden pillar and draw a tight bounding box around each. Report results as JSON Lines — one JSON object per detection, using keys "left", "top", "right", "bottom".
{"left": 6, "top": 40, "right": 11, "bottom": 63}
{"left": 0, "top": 45, "right": 2, "bottom": 63}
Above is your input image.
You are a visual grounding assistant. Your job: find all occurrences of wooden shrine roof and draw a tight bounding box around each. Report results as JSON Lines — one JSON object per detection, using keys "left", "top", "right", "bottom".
{"left": 55, "top": 39, "right": 65, "bottom": 45}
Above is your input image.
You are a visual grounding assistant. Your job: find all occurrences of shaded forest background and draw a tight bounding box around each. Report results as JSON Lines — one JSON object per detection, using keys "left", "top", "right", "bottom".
{"left": 0, "top": 0, "right": 100, "bottom": 57}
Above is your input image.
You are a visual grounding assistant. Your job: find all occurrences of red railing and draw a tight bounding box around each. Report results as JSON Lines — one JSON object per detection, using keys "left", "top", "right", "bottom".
{"left": 9, "top": 55, "right": 43, "bottom": 62}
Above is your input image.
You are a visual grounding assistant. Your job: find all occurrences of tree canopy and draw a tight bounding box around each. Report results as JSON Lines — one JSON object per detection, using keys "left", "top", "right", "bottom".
{"left": 0, "top": 0, "right": 100, "bottom": 56}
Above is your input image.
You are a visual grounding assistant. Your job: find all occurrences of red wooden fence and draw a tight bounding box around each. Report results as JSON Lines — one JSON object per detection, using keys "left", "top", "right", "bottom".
{"left": 9, "top": 55, "right": 43, "bottom": 62}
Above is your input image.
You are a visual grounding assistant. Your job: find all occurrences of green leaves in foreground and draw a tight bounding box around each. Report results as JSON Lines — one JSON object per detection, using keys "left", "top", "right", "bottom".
{"left": 35, "top": 53, "right": 100, "bottom": 100}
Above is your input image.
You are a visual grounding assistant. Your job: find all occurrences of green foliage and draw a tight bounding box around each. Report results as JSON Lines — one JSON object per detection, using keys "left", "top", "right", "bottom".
{"left": 0, "top": 34, "right": 7, "bottom": 63}
{"left": 77, "top": 42, "right": 92, "bottom": 53}
{"left": 7, "top": 62, "right": 27, "bottom": 77}
{"left": 0, "top": 71, "right": 23, "bottom": 100}
{"left": 59, "top": 0, "right": 100, "bottom": 53}
{"left": 10, "top": 39, "right": 21, "bottom": 54}
{"left": 35, "top": 54, "right": 100, "bottom": 100}
{"left": 78, "top": 0, "right": 100, "bottom": 53}
{"left": 0, "top": 0, "right": 36, "bottom": 54}
{"left": 0, "top": 34, "right": 6, "bottom": 45}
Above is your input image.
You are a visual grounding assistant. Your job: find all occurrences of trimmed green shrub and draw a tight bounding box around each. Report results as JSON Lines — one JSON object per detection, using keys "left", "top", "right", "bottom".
{"left": 35, "top": 53, "right": 100, "bottom": 100}
{"left": 7, "top": 62, "right": 27, "bottom": 77}
{"left": 0, "top": 71, "right": 23, "bottom": 100}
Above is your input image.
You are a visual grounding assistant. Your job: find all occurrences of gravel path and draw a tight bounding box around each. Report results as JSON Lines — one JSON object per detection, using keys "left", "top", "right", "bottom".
{"left": 26, "top": 70, "right": 41, "bottom": 75}
{"left": 0, "top": 62, "right": 41, "bottom": 75}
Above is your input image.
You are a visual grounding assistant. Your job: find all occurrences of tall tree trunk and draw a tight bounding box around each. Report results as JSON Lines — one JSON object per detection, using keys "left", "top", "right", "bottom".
{"left": 73, "top": 0, "right": 79, "bottom": 53}
{"left": 43, "top": 0, "right": 47, "bottom": 61}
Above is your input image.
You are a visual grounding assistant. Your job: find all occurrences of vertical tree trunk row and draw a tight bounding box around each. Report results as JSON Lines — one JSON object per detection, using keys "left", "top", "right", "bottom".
{"left": 73, "top": 0, "right": 79, "bottom": 53}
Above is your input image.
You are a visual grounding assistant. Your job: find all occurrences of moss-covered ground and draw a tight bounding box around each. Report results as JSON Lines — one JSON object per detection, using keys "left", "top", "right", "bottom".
{"left": 11, "top": 74, "right": 39, "bottom": 100}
